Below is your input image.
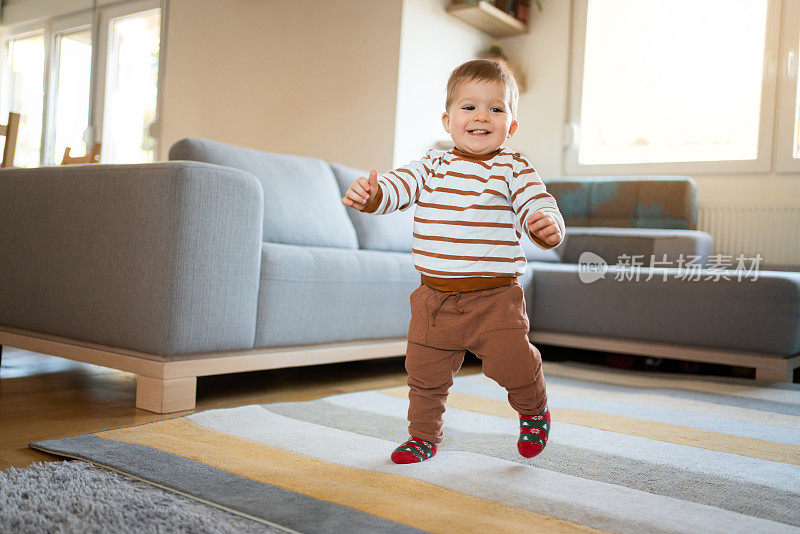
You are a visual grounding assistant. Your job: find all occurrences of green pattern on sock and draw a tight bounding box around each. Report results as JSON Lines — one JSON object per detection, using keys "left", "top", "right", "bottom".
{"left": 518, "top": 406, "right": 550, "bottom": 452}
{"left": 409, "top": 439, "right": 433, "bottom": 457}
{"left": 395, "top": 445, "right": 425, "bottom": 460}
{"left": 393, "top": 438, "right": 434, "bottom": 460}
{"left": 521, "top": 419, "right": 549, "bottom": 430}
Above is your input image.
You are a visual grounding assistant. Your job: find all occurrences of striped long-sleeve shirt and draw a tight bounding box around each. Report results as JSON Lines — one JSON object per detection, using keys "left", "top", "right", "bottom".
{"left": 363, "top": 146, "right": 565, "bottom": 290}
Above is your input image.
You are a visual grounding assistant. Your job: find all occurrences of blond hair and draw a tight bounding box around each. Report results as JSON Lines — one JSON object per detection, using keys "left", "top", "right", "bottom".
{"left": 445, "top": 59, "right": 519, "bottom": 119}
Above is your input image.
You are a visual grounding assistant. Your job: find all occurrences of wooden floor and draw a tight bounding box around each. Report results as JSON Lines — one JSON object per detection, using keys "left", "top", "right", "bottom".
{"left": 0, "top": 346, "right": 484, "bottom": 470}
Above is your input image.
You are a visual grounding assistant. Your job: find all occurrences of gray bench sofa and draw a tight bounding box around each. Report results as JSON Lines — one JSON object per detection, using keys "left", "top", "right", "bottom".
{"left": 1, "top": 137, "right": 798, "bottom": 413}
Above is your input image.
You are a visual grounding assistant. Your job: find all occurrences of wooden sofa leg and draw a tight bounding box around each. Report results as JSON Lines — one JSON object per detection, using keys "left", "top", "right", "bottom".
{"left": 754, "top": 364, "right": 793, "bottom": 383}
{"left": 135, "top": 376, "right": 197, "bottom": 413}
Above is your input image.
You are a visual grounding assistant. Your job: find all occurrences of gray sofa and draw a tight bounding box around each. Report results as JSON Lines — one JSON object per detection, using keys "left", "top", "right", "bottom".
{"left": 1, "top": 137, "right": 798, "bottom": 413}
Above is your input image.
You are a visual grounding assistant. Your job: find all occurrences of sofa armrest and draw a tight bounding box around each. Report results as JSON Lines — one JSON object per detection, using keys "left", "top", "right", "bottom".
{"left": 0, "top": 161, "right": 263, "bottom": 357}
{"left": 560, "top": 227, "right": 714, "bottom": 268}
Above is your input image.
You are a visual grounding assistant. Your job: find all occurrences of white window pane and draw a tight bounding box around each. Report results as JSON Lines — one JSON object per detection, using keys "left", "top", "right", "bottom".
{"left": 579, "top": 0, "right": 767, "bottom": 165}
{"left": 103, "top": 9, "right": 160, "bottom": 164}
{"left": 6, "top": 33, "right": 44, "bottom": 167}
{"left": 53, "top": 29, "right": 92, "bottom": 165}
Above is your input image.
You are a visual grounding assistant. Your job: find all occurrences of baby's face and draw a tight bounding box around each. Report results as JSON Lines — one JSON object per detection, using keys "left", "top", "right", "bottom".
{"left": 442, "top": 79, "right": 518, "bottom": 155}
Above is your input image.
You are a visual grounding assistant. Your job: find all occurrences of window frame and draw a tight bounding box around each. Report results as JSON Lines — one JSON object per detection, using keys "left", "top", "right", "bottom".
{"left": 775, "top": 0, "right": 800, "bottom": 172}
{"left": 0, "top": 0, "right": 163, "bottom": 166}
{"left": 565, "top": 0, "right": 783, "bottom": 176}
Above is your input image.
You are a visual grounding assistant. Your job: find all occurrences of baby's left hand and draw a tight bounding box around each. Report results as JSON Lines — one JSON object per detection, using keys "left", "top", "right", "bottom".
{"left": 526, "top": 211, "right": 562, "bottom": 246}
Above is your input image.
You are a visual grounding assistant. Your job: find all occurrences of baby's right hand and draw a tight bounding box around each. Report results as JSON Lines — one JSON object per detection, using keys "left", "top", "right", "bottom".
{"left": 342, "top": 170, "right": 378, "bottom": 212}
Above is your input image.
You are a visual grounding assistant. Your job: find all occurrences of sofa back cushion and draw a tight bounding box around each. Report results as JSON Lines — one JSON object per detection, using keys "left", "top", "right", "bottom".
{"left": 545, "top": 176, "right": 698, "bottom": 230}
{"left": 169, "top": 138, "right": 358, "bottom": 249}
{"left": 519, "top": 238, "right": 563, "bottom": 263}
{"left": 330, "top": 162, "right": 414, "bottom": 252}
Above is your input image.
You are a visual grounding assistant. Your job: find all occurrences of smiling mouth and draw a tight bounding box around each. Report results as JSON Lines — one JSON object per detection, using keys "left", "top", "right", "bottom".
{"left": 467, "top": 129, "right": 491, "bottom": 135}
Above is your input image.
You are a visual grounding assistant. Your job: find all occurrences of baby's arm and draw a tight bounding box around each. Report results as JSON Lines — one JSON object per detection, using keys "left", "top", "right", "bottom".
{"left": 508, "top": 155, "right": 566, "bottom": 250}
{"left": 341, "top": 150, "right": 438, "bottom": 215}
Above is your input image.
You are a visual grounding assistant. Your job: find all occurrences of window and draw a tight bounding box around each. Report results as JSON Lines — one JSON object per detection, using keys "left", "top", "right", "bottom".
{"left": 3, "top": 32, "right": 45, "bottom": 168}
{"left": 567, "top": 0, "right": 794, "bottom": 175}
{"left": 52, "top": 28, "right": 92, "bottom": 165}
{"left": 102, "top": 8, "right": 161, "bottom": 163}
{"left": 0, "top": 0, "right": 162, "bottom": 167}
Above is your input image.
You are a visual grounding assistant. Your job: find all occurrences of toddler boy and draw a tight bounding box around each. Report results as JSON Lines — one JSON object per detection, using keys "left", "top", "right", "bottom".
{"left": 342, "top": 59, "right": 564, "bottom": 463}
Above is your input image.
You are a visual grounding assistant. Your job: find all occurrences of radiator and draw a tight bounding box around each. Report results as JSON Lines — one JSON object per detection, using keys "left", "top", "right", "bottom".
{"left": 697, "top": 202, "right": 800, "bottom": 269}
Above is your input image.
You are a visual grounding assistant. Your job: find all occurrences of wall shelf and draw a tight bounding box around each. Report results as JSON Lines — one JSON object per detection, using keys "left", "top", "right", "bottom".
{"left": 446, "top": 1, "right": 528, "bottom": 38}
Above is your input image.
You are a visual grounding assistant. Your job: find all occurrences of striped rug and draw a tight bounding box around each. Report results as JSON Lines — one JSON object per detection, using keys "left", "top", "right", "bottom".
{"left": 30, "top": 361, "right": 800, "bottom": 533}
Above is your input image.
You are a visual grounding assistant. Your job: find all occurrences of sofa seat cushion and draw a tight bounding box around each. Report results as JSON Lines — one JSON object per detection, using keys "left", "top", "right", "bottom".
{"left": 527, "top": 263, "right": 800, "bottom": 357}
{"left": 255, "top": 243, "right": 419, "bottom": 347}
{"left": 329, "top": 162, "right": 415, "bottom": 252}
{"left": 169, "top": 138, "right": 358, "bottom": 249}
{"left": 255, "top": 244, "right": 538, "bottom": 348}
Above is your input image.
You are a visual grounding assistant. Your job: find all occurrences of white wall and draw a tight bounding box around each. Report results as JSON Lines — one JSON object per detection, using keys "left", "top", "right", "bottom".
{"left": 392, "top": 0, "right": 490, "bottom": 168}
{"left": 160, "top": 0, "right": 403, "bottom": 172}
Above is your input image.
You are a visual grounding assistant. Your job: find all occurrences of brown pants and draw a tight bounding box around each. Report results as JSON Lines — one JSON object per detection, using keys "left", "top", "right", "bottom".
{"left": 405, "top": 281, "right": 548, "bottom": 444}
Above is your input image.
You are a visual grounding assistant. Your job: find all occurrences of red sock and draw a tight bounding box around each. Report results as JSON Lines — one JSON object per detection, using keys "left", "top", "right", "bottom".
{"left": 391, "top": 437, "right": 437, "bottom": 464}
{"left": 518, "top": 406, "right": 550, "bottom": 458}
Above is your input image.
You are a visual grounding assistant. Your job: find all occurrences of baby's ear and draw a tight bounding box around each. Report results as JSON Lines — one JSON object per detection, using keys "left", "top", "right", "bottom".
{"left": 507, "top": 120, "right": 519, "bottom": 138}
{"left": 441, "top": 112, "right": 451, "bottom": 133}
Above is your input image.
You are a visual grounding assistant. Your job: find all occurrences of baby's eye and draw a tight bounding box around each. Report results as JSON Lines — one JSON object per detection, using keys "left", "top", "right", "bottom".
{"left": 462, "top": 105, "right": 475, "bottom": 110}
{"left": 492, "top": 107, "right": 505, "bottom": 113}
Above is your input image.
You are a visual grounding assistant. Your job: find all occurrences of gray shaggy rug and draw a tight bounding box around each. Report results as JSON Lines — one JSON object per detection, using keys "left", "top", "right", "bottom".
{"left": 0, "top": 460, "right": 283, "bottom": 533}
